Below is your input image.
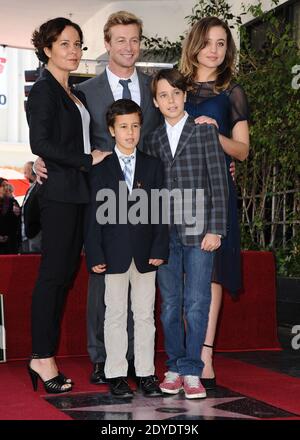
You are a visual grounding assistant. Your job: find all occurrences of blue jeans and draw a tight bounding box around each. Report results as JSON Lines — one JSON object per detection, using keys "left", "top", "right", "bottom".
{"left": 158, "top": 228, "right": 214, "bottom": 376}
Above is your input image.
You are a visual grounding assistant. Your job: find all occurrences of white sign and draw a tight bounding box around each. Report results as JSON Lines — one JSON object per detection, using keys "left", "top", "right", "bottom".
{"left": 0, "top": 48, "right": 8, "bottom": 108}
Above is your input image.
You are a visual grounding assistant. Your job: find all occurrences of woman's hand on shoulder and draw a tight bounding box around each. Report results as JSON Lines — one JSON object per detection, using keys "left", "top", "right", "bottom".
{"left": 34, "top": 157, "right": 48, "bottom": 184}
{"left": 91, "top": 150, "right": 112, "bottom": 166}
{"left": 194, "top": 115, "right": 219, "bottom": 129}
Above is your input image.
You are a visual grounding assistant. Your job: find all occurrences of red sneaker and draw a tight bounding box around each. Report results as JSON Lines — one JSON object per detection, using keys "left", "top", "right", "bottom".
{"left": 160, "top": 371, "right": 183, "bottom": 394}
{"left": 183, "top": 375, "right": 207, "bottom": 399}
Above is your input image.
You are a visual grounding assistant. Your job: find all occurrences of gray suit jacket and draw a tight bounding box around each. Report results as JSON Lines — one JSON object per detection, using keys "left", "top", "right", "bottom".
{"left": 144, "top": 116, "right": 229, "bottom": 245}
{"left": 77, "top": 69, "right": 161, "bottom": 151}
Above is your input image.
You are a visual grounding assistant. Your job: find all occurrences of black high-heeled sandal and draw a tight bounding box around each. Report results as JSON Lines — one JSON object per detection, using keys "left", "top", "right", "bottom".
{"left": 58, "top": 371, "right": 74, "bottom": 385}
{"left": 200, "top": 343, "right": 217, "bottom": 390}
{"left": 27, "top": 364, "right": 73, "bottom": 394}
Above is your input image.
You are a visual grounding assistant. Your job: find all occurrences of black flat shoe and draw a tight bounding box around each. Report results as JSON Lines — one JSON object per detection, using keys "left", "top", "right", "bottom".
{"left": 138, "top": 375, "right": 163, "bottom": 397}
{"left": 200, "top": 377, "right": 217, "bottom": 390}
{"left": 109, "top": 377, "right": 133, "bottom": 398}
{"left": 90, "top": 362, "right": 107, "bottom": 384}
{"left": 27, "top": 364, "right": 72, "bottom": 394}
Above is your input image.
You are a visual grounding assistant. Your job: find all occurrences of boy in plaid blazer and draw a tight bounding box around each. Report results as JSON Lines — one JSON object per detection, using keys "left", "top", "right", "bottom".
{"left": 144, "top": 69, "right": 228, "bottom": 399}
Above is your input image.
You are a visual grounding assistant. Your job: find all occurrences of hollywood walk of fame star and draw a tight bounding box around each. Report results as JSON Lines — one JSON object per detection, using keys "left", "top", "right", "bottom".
{"left": 60, "top": 392, "right": 257, "bottom": 420}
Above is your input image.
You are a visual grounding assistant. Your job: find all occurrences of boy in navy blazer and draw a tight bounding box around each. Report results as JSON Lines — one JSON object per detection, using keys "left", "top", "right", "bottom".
{"left": 84, "top": 99, "right": 168, "bottom": 398}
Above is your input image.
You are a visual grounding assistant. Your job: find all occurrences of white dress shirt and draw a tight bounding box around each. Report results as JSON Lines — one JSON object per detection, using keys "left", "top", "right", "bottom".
{"left": 114, "top": 146, "right": 137, "bottom": 193}
{"left": 75, "top": 102, "right": 91, "bottom": 154}
{"left": 106, "top": 66, "right": 141, "bottom": 105}
{"left": 165, "top": 112, "right": 189, "bottom": 157}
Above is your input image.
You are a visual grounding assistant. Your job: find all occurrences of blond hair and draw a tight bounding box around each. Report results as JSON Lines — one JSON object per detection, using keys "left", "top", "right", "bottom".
{"left": 104, "top": 11, "right": 143, "bottom": 42}
{"left": 180, "top": 17, "right": 236, "bottom": 92}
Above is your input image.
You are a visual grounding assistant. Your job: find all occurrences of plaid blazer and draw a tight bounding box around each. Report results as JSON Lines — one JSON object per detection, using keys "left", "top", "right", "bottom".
{"left": 144, "top": 116, "right": 229, "bottom": 245}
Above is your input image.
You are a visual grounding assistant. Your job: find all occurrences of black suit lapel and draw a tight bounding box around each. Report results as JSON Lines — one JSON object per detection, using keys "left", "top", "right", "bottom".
{"left": 132, "top": 150, "right": 144, "bottom": 189}
{"left": 44, "top": 70, "right": 84, "bottom": 142}
{"left": 106, "top": 152, "right": 126, "bottom": 184}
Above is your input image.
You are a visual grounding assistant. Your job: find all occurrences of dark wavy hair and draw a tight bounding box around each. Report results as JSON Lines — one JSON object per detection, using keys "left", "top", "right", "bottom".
{"left": 31, "top": 17, "right": 83, "bottom": 64}
{"left": 180, "top": 16, "right": 236, "bottom": 92}
{"left": 151, "top": 68, "right": 187, "bottom": 98}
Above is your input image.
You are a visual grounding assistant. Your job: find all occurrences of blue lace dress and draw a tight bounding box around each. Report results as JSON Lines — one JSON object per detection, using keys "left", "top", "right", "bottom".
{"left": 185, "top": 81, "right": 249, "bottom": 296}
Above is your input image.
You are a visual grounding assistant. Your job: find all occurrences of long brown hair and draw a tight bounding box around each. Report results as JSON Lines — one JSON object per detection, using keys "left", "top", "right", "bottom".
{"left": 180, "top": 17, "right": 236, "bottom": 92}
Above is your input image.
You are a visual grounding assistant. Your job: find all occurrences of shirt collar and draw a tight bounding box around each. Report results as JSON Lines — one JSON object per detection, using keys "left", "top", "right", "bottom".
{"left": 114, "top": 145, "right": 137, "bottom": 160}
{"left": 165, "top": 111, "right": 189, "bottom": 132}
{"left": 106, "top": 66, "right": 138, "bottom": 94}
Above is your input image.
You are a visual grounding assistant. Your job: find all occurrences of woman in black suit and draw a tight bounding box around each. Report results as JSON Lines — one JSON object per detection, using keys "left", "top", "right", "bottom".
{"left": 26, "top": 17, "right": 110, "bottom": 393}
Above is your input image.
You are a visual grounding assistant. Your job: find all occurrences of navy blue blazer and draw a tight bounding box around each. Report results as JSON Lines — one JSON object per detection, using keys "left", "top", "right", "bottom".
{"left": 84, "top": 150, "right": 169, "bottom": 274}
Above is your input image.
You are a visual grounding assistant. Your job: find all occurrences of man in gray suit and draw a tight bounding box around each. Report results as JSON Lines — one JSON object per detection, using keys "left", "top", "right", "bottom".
{"left": 35, "top": 11, "right": 161, "bottom": 384}
{"left": 79, "top": 11, "right": 160, "bottom": 384}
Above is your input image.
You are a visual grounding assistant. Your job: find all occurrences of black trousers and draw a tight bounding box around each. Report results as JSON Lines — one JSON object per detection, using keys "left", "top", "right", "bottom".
{"left": 31, "top": 196, "right": 84, "bottom": 357}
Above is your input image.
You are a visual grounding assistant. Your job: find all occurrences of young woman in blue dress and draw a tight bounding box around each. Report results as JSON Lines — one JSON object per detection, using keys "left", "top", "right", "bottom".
{"left": 180, "top": 16, "right": 250, "bottom": 388}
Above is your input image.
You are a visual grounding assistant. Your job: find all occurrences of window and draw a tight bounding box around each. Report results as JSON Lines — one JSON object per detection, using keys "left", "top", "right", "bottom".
{"left": 244, "top": 0, "right": 300, "bottom": 50}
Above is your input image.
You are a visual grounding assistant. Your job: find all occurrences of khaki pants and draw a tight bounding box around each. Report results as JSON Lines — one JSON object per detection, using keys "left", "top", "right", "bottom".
{"left": 104, "top": 260, "right": 156, "bottom": 378}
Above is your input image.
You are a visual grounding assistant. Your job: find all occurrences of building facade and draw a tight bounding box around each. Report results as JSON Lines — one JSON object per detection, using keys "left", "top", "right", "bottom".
{"left": 0, "top": 0, "right": 297, "bottom": 166}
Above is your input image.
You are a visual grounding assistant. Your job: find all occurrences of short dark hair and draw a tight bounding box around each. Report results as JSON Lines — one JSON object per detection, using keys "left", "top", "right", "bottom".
{"left": 32, "top": 17, "right": 83, "bottom": 64}
{"left": 0, "top": 177, "right": 8, "bottom": 186}
{"left": 151, "top": 68, "right": 187, "bottom": 98}
{"left": 106, "top": 99, "right": 143, "bottom": 128}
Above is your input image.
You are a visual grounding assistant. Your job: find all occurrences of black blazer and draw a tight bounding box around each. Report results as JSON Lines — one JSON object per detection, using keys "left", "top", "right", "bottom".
{"left": 26, "top": 69, "right": 93, "bottom": 204}
{"left": 22, "top": 183, "right": 41, "bottom": 239}
{"left": 84, "top": 150, "right": 169, "bottom": 274}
